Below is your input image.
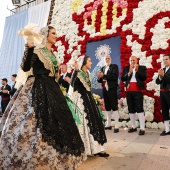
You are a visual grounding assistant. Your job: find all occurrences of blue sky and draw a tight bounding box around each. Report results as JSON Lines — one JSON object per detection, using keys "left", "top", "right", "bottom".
{"left": 0, "top": 0, "right": 14, "bottom": 47}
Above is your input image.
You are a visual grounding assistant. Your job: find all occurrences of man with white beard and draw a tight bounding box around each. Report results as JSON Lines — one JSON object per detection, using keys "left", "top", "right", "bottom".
{"left": 97, "top": 55, "right": 119, "bottom": 133}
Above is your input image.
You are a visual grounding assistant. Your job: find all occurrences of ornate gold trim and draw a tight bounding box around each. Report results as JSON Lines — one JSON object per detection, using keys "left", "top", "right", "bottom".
{"left": 77, "top": 71, "right": 91, "bottom": 91}
{"left": 34, "top": 48, "right": 56, "bottom": 77}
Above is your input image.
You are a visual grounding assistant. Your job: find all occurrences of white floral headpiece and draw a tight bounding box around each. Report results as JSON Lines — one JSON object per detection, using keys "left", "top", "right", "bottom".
{"left": 38, "top": 26, "right": 49, "bottom": 48}
{"left": 68, "top": 56, "right": 85, "bottom": 70}
{"left": 77, "top": 56, "right": 85, "bottom": 69}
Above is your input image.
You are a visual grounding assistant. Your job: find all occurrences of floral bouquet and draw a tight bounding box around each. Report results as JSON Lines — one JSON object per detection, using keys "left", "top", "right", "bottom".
{"left": 93, "top": 93, "right": 106, "bottom": 111}
{"left": 93, "top": 93, "right": 106, "bottom": 123}
{"left": 99, "top": 98, "right": 105, "bottom": 111}
{"left": 93, "top": 93, "right": 101, "bottom": 105}
{"left": 60, "top": 86, "right": 67, "bottom": 95}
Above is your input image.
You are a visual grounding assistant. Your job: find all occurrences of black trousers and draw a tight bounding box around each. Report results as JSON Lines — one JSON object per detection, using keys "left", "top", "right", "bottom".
{"left": 126, "top": 91, "right": 144, "bottom": 113}
{"left": 103, "top": 88, "right": 118, "bottom": 111}
{"left": 160, "top": 91, "right": 170, "bottom": 121}
{"left": 1, "top": 100, "right": 10, "bottom": 113}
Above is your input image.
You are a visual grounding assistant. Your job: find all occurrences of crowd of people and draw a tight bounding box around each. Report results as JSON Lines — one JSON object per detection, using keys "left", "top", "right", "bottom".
{"left": 0, "top": 74, "right": 17, "bottom": 116}
{"left": 0, "top": 24, "right": 169, "bottom": 169}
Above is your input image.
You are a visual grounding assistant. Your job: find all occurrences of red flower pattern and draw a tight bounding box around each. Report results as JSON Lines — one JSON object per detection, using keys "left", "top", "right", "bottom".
{"left": 53, "top": 0, "right": 170, "bottom": 122}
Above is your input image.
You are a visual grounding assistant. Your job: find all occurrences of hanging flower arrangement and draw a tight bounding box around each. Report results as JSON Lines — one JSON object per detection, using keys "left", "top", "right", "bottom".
{"left": 50, "top": 0, "right": 170, "bottom": 123}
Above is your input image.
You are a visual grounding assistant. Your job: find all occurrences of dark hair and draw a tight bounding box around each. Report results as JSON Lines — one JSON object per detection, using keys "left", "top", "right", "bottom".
{"left": 163, "top": 54, "right": 170, "bottom": 59}
{"left": 12, "top": 74, "right": 17, "bottom": 77}
{"left": 48, "top": 26, "right": 55, "bottom": 30}
{"left": 2, "top": 78, "right": 7, "bottom": 82}
{"left": 82, "top": 56, "right": 90, "bottom": 68}
{"left": 47, "top": 26, "right": 55, "bottom": 36}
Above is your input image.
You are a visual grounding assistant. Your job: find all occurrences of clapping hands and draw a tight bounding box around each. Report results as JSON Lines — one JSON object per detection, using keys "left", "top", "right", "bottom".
{"left": 98, "top": 71, "right": 104, "bottom": 79}
{"left": 158, "top": 69, "right": 165, "bottom": 78}
{"left": 64, "top": 76, "right": 71, "bottom": 83}
{"left": 2, "top": 90, "right": 8, "bottom": 93}
{"left": 129, "top": 64, "right": 139, "bottom": 73}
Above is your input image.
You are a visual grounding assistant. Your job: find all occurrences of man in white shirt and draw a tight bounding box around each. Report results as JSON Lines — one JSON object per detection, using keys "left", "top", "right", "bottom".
{"left": 58, "top": 64, "right": 71, "bottom": 92}
{"left": 121, "top": 56, "right": 147, "bottom": 135}
{"left": 98, "top": 56, "right": 120, "bottom": 133}
{"left": 3, "top": 74, "right": 17, "bottom": 97}
{"left": 0, "top": 78, "right": 11, "bottom": 115}
{"left": 156, "top": 54, "right": 170, "bottom": 136}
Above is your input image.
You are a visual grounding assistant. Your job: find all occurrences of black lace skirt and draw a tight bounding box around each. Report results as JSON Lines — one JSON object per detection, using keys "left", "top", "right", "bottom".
{"left": 32, "top": 75, "right": 85, "bottom": 156}
{"left": 79, "top": 89, "right": 107, "bottom": 145}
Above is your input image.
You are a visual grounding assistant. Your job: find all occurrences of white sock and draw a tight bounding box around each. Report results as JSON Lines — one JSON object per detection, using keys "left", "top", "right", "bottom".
{"left": 164, "top": 120, "right": 170, "bottom": 133}
{"left": 113, "top": 110, "right": 119, "bottom": 129}
{"left": 138, "top": 112, "right": 145, "bottom": 130}
{"left": 105, "top": 111, "right": 112, "bottom": 127}
{"left": 129, "top": 113, "right": 136, "bottom": 129}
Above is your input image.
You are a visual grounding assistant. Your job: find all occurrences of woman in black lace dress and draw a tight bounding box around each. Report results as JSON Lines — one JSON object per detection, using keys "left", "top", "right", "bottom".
{"left": 69, "top": 56, "right": 108, "bottom": 157}
{"left": 0, "top": 25, "right": 85, "bottom": 170}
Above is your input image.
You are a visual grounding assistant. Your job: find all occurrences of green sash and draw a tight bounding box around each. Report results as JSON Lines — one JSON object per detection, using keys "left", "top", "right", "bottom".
{"left": 78, "top": 70, "right": 104, "bottom": 122}
{"left": 65, "top": 95, "right": 82, "bottom": 125}
{"left": 42, "top": 47, "right": 59, "bottom": 78}
{"left": 78, "top": 70, "right": 91, "bottom": 89}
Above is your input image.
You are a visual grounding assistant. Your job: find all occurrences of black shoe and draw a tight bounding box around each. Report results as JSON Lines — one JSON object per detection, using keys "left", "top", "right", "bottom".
{"left": 94, "top": 152, "right": 109, "bottom": 157}
{"left": 128, "top": 128, "right": 137, "bottom": 133}
{"left": 114, "top": 128, "right": 119, "bottom": 133}
{"left": 105, "top": 126, "right": 112, "bottom": 130}
{"left": 138, "top": 129, "right": 145, "bottom": 135}
{"left": 160, "top": 131, "right": 170, "bottom": 136}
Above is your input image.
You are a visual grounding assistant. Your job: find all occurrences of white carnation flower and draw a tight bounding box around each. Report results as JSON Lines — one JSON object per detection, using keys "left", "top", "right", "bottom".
{"left": 122, "top": 121, "right": 127, "bottom": 128}
{"left": 111, "top": 121, "right": 115, "bottom": 127}
{"left": 146, "top": 122, "right": 152, "bottom": 128}
{"left": 123, "top": 113, "right": 130, "bottom": 120}
{"left": 126, "top": 121, "right": 132, "bottom": 128}
{"left": 158, "top": 122, "right": 165, "bottom": 130}
{"left": 145, "top": 111, "right": 154, "bottom": 122}
{"left": 151, "top": 122, "right": 158, "bottom": 129}
{"left": 123, "top": 107, "right": 129, "bottom": 114}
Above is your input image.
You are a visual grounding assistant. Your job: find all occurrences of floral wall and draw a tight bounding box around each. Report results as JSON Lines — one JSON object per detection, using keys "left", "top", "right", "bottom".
{"left": 50, "top": 0, "right": 170, "bottom": 122}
